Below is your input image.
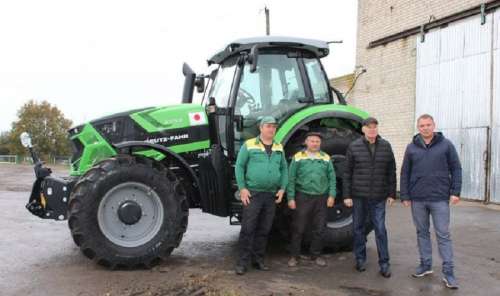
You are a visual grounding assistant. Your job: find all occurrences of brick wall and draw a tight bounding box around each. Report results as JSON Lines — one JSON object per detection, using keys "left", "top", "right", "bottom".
{"left": 351, "top": 0, "right": 486, "bottom": 179}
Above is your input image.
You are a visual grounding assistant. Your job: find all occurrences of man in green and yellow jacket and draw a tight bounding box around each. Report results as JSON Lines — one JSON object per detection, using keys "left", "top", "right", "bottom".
{"left": 287, "top": 131, "right": 336, "bottom": 267}
{"left": 234, "top": 116, "right": 288, "bottom": 275}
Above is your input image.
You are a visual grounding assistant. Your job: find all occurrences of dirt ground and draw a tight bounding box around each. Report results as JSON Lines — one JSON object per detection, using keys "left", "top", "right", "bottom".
{"left": 1, "top": 163, "right": 500, "bottom": 296}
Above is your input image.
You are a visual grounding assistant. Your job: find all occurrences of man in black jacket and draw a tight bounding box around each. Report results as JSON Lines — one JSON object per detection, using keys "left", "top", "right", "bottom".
{"left": 343, "top": 117, "right": 396, "bottom": 278}
{"left": 400, "top": 114, "right": 462, "bottom": 289}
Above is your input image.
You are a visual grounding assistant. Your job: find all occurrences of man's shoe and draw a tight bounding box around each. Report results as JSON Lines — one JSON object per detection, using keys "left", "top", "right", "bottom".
{"left": 252, "top": 261, "right": 270, "bottom": 271}
{"left": 412, "top": 265, "right": 433, "bottom": 278}
{"left": 355, "top": 261, "right": 366, "bottom": 272}
{"left": 288, "top": 257, "right": 298, "bottom": 267}
{"left": 442, "top": 273, "right": 459, "bottom": 289}
{"left": 314, "top": 256, "right": 327, "bottom": 267}
{"left": 235, "top": 265, "right": 246, "bottom": 275}
{"left": 380, "top": 265, "right": 391, "bottom": 278}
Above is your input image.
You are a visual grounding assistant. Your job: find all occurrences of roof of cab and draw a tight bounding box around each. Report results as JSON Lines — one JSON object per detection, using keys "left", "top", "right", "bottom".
{"left": 207, "top": 36, "right": 330, "bottom": 65}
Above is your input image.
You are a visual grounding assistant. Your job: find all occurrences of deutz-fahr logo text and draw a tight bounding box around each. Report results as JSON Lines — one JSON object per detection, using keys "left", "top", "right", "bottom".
{"left": 145, "top": 134, "right": 189, "bottom": 144}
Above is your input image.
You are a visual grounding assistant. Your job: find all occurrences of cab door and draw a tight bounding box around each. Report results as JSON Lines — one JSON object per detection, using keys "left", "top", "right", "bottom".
{"left": 197, "top": 57, "right": 240, "bottom": 217}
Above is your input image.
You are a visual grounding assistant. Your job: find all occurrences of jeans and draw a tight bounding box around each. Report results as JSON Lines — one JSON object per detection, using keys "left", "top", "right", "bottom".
{"left": 237, "top": 191, "right": 276, "bottom": 267}
{"left": 411, "top": 200, "right": 454, "bottom": 275}
{"left": 289, "top": 192, "right": 328, "bottom": 257}
{"left": 353, "top": 198, "right": 390, "bottom": 267}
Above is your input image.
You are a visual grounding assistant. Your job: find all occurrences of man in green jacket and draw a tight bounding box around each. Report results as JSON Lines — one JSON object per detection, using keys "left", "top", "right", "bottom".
{"left": 287, "top": 132, "right": 336, "bottom": 267}
{"left": 234, "top": 116, "right": 288, "bottom": 275}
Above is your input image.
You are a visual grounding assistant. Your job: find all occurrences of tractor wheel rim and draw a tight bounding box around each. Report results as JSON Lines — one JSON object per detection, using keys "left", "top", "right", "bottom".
{"left": 326, "top": 205, "right": 353, "bottom": 229}
{"left": 98, "top": 182, "right": 164, "bottom": 248}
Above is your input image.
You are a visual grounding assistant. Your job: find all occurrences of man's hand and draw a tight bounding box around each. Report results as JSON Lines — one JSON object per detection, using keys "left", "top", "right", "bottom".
{"left": 387, "top": 197, "right": 395, "bottom": 206}
{"left": 288, "top": 200, "right": 296, "bottom": 210}
{"left": 240, "top": 189, "right": 251, "bottom": 206}
{"left": 450, "top": 195, "right": 460, "bottom": 205}
{"left": 276, "top": 189, "right": 285, "bottom": 204}
{"left": 402, "top": 200, "right": 411, "bottom": 207}
{"left": 327, "top": 196, "right": 335, "bottom": 208}
{"left": 344, "top": 198, "right": 353, "bottom": 208}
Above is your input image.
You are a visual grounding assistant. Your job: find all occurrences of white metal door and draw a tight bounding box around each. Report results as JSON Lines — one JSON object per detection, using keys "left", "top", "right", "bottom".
{"left": 490, "top": 10, "right": 500, "bottom": 203}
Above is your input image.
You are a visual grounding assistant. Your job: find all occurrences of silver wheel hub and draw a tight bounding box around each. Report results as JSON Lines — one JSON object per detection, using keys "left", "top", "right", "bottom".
{"left": 98, "top": 182, "right": 164, "bottom": 248}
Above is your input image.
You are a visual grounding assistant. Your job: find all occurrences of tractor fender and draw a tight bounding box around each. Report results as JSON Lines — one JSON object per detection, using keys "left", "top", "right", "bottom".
{"left": 113, "top": 141, "right": 200, "bottom": 191}
{"left": 276, "top": 109, "right": 368, "bottom": 146}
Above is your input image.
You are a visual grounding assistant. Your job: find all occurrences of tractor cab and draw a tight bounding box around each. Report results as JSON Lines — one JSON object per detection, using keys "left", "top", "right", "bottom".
{"left": 201, "top": 37, "right": 341, "bottom": 158}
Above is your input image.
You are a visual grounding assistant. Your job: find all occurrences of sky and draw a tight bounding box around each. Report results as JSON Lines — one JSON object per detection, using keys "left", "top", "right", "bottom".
{"left": 0, "top": 0, "right": 358, "bottom": 132}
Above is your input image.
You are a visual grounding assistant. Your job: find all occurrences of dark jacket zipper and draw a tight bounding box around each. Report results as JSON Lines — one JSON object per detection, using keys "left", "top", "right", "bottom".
{"left": 363, "top": 138, "right": 378, "bottom": 197}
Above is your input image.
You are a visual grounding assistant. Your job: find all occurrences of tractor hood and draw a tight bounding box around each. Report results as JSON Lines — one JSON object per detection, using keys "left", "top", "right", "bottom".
{"left": 68, "top": 104, "right": 210, "bottom": 176}
{"left": 87, "top": 103, "right": 209, "bottom": 147}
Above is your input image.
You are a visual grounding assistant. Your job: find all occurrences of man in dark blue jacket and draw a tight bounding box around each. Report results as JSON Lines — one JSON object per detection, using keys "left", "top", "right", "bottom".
{"left": 400, "top": 114, "right": 462, "bottom": 290}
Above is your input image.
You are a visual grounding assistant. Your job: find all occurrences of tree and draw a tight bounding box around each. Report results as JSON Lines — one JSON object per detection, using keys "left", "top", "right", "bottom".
{"left": 0, "top": 131, "right": 11, "bottom": 154}
{"left": 9, "top": 100, "right": 73, "bottom": 160}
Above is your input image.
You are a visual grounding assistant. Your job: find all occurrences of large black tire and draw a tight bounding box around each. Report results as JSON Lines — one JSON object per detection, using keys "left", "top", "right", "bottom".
{"left": 68, "top": 155, "right": 188, "bottom": 269}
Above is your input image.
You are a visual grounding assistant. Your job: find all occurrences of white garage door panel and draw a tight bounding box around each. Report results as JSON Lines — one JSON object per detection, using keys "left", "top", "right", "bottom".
{"left": 441, "top": 129, "right": 462, "bottom": 150}
{"left": 495, "top": 10, "right": 500, "bottom": 50}
{"left": 491, "top": 9, "right": 500, "bottom": 203}
{"left": 439, "top": 21, "right": 464, "bottom": 62}
{"left": 463, "top": 14, "right": 492, "bottom": 56}
{"left": 417, "top": 30, "right": 441, "bottom": 67}
{"left": 460, "top": 128, "right": 488, "bottom": 200}
{"left": 491, "top": 127, "right": 500, "bottom": 203}
{"left": 494, "top": 49, "right": 500, "bottom": 127}
{"left": 461, "top": 53, "right": 491, "bottom": 128}
{"left": 415, "top": 64, "right": 440, "bottom": 117}
{"left": 438, "top": 60, "right": 463, "bottom": 129}
{"left": 441, "top": 128, "right": 486, "bottom": 201}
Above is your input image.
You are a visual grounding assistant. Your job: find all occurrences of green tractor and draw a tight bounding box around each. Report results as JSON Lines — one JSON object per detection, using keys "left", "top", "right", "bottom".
{"left": 21, "top": 36, "right": 370, "bottom": 268}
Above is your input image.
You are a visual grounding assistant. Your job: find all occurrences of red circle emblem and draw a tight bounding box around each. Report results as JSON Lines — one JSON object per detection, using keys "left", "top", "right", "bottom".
{"left": 194, "top": 114, "right": 201, "bottom": 121}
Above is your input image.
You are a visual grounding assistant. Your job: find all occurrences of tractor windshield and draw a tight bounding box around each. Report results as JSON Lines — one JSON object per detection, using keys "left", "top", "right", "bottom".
{"left": 235, "top": 54, "right": 307, "bottom": 121}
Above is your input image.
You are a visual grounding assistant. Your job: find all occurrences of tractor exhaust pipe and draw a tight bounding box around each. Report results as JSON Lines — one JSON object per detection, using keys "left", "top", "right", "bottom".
{"left": 182, "top": 63, "right": 196, "bottom": 104}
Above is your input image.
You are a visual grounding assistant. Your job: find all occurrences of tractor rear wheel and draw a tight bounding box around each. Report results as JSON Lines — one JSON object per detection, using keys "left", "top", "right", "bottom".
{"left": 68, "top": 155, "right": 188, "bottom": 268}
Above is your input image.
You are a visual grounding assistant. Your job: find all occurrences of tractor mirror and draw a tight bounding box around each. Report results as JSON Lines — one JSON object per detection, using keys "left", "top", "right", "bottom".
{"left": 194, "top": 75, "right": 205, "bottom": 93}
{"left": 248, "top": 45, "right": 259, "bottom": 73}
{"left": 20, "top": 132, "right": 33, "bottom": 148}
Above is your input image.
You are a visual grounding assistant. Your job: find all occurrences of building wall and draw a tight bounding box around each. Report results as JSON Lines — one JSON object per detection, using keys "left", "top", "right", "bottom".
{"left": 351, "top": 0, "right": 487, "bottom": 177}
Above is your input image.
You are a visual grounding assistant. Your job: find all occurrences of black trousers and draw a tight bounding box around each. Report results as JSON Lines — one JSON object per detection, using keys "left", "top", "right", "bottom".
{"left": 289, "top": 192, "right": 328, "bottom": 257}
{"left": 237, "top": 191, "right": 276, "bottom": 267}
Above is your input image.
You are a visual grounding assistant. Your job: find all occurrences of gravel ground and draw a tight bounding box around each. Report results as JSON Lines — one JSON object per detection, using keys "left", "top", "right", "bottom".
{"left": 1, "top": 163, "right": 500, "bottom": 296}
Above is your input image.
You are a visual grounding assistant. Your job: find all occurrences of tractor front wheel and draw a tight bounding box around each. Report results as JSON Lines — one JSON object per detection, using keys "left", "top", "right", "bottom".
{"left": 68, "top": 155, "right": 188, "bottom": 268}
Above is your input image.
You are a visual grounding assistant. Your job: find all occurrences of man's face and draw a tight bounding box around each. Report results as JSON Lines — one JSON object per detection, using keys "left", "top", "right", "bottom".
{"left": 417, "top": 118, "right": 435, "bottom": 138}
{"left": 260, "top": 123, "right": 277, "bottom": 139}
{"left": 305, "top": 135, "right": 321, "bottom": 152}
{"left": 362, "top": 123, "right": 378, "bottom": 139}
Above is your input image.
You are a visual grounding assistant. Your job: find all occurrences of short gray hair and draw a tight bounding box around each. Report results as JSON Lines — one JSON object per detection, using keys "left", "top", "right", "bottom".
{"left": 417, "top": 114, "right": 434, "bottom": 124}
